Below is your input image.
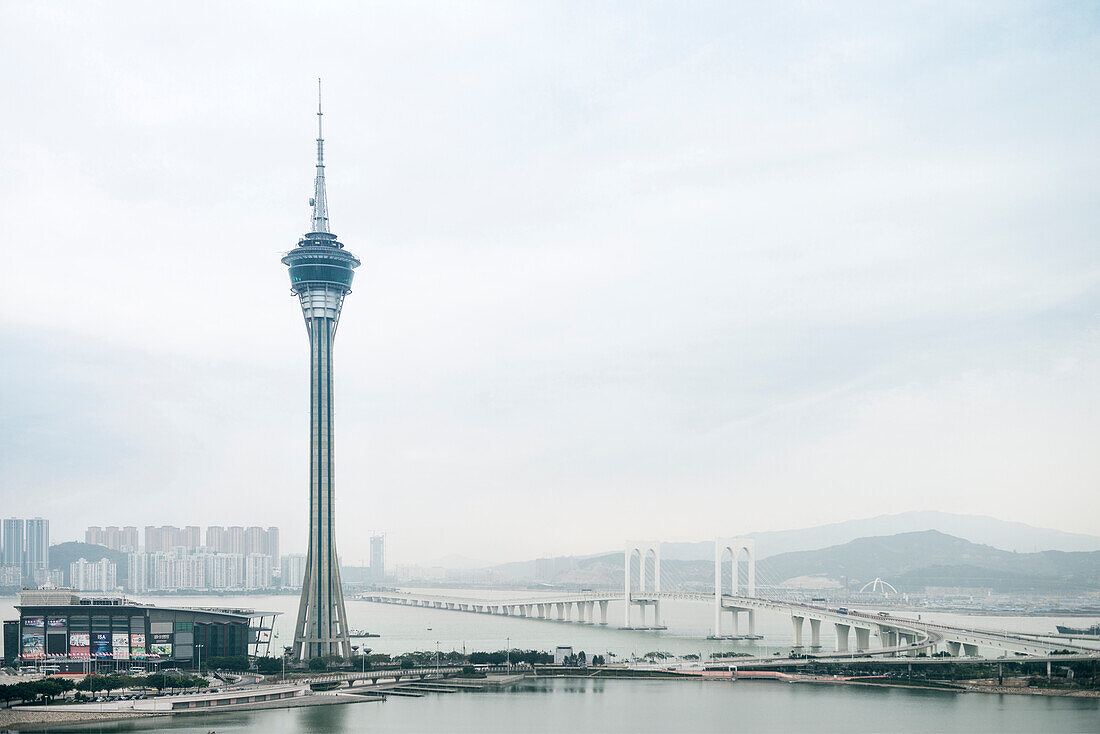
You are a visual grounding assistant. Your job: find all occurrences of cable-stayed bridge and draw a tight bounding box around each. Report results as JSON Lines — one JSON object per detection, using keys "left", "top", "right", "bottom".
{"left": 355, "top": 538, "right": 1100, "bottom": 660}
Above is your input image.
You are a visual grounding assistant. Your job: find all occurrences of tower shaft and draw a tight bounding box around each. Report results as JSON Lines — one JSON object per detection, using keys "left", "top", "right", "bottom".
{"left": 291, "top": 287, "right": 352, "bottom": 660}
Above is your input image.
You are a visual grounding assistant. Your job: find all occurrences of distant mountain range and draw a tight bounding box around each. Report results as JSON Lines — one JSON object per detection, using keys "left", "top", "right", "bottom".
{"left": 512, "top": 530, "right": 1100, "bottom": 593}
{"left": 757, "top": 530, "right": 1100, "bottom": 592}
{"left": 485, "top": 511, "right": 1100, "bottom": 582}
{"left": 657, "top": 511, "right": 1100, "bottom": 561}
{"left": 48, "top": 541, "right": 129, "bottom": 586}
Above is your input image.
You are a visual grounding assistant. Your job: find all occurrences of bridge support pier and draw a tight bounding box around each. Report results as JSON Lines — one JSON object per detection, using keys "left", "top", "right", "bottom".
{"left": 947, "top": 641, "right": 961, "bottom": 657}
{"left": 792, "top": 616, "right": 804, "bottom": 647}
{"left": 854, "top": 627, "right": 870, "bottom": 652}
{"left": 809, "top": 618, "right": 821, "bottom": 647}
{"left": 880, "top": 628, "right": 897, "bottom": 655}
{"left": 962, "top": 643, "right": 979, "bottom": 657}
{"left": 835, "top": 623, "right": 850, "bottom": 653}
{"left": 555, "top": 603, "right": 564, "bottom": 621}
{"left": 599, "top": 601, "right": 609, "bottom": 625}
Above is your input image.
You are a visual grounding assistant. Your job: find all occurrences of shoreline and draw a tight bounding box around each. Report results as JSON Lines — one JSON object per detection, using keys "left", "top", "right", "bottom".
{"left": 0, "top": 689, "right": 378, "bottom": 731}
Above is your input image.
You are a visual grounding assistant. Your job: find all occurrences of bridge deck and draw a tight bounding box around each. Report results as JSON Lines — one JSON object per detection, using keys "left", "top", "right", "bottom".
{"left": 353, "top": 591, "right": 1097, "bottom": 658}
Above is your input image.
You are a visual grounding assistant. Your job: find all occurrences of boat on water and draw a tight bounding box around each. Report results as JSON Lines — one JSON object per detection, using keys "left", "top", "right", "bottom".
{"left": 1055, "top": 623, "right": 1100, "bottom": 635}
{"left": 349, "top": 629, "right": 380, "bottom": 637}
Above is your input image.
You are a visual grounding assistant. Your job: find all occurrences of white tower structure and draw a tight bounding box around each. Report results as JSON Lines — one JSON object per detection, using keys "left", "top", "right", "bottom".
{"left": 284, "top": 81, "right": 359, "bottom": 660}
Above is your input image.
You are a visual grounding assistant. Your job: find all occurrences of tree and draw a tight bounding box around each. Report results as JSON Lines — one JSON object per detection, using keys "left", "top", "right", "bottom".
{"left": 308, "top": 657, "right": 328, "bottom": 672}
{"left": 102, "top": 675, "right": 130, "bottom": 697}
{"left": 254, "top": 657, "right": 282, "bottom": 674}
{"left": 36, "top": 678, "right": 72, "bottom": 703}
{"left": 11, "top": 682, "right": 37, "bottom": 704}
{"left": 592, "top": 655, "right": 606, "bottom": 666}
{"left": 77, "top": 675, "right": 109, "bottom": 695}
{"left": 143, "top": 673, "right": 168, "bottom": 691}
{"left": 0, "top": 684, "right": 20, "bottom": 707}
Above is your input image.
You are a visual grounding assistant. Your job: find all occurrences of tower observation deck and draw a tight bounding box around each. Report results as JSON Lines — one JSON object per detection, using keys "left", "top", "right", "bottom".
{"left": 283, "top": 82, "right": 358, "bottom": 661}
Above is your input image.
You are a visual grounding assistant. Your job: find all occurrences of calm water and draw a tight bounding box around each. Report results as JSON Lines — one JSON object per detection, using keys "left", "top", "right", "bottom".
{"left": 16, "top": 677, "right": 1100, "bottom": 734}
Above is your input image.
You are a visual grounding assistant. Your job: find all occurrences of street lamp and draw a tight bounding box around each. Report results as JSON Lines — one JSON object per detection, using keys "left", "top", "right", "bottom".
{"left": 196, "top": 644, "right": 204, "bottom": 677}
{"left": 506, "top": 637, "right": 510, "bottom": 668}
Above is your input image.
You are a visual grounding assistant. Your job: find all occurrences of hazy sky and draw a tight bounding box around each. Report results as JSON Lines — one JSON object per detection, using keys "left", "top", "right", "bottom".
{"left": 1, "top": 2, "right": 1097, "bottom": 565}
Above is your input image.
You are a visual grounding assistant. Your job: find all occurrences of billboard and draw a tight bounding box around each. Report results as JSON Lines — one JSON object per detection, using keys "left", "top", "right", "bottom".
{"left": 130, "top": 633, "right": 146, "bottom": 659}
{"left": 150, "top": 633, "right": 172, "bottom": 658}
{"left": 21, "top": 632, "right": 45, "bottom": 659}
{"left": 23, "top": 617, "right": 44, "bottom": 628}
{"left": 47, "top": 618, "right": 67, "bottom": 628}
{"left": 112, "top": 632, "right": 130, "bottom": 660}
{"left": 92, "top": 632, "right": 111, "bottom": 658}
{"left": 69, "top": 632, "right": 91, "bottom": 659}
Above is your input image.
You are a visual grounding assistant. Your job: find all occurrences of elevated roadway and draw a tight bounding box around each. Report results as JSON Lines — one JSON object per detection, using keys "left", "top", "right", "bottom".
{"left": 355, "top": 590, "right": 1097, "bottom": 659}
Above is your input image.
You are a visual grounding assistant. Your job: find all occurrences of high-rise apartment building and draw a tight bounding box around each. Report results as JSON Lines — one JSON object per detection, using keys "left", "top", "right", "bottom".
{"left": 267, "top": 527, "right": 280, "bottom": 570}
{"left": 227, "top": 526, "right": 245, "bottom": 555}
{"left": 245, "top": 526, "right": 265, "bottom": 555}
{"left": 245, "top": 554, "right": 273, "bottom": 589}
{"left": 206, "top": 526, "right": 226, "bottom": 552}
{"left": 86, "top": 526, "right": 142, "bottom": 552}
{"left": 24, "top": 518, "right": 49, "bottom": 579}
{"left": 370, "top": 534, "right": 386, "bottom": 582}
{"left": 70, "top": 558, "right": 117, "bottom": 592}
{"left": 183, "top": 526, "right": 201, "bottom": 550}
{"left": 127, "top": 552, "right": 149, "bottom": 593}
{"left": 144, "top": 525, "right": 164, "bottom": 552}
{"left": 280, "top": 554, "right": 306, "bottom": 588}
{"left": 2, "top": 518, "right": 24, "bottom": 567}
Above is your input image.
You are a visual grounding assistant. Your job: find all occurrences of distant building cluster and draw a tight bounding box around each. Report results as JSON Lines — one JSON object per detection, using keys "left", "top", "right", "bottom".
{"left": 79, "top": 524, "right": 283, "bottom": 593}
{"left": 1, "top": 520, "right": 387, "bottom": 595}
{"left": 1, "top": 517, "right": 55, "bottom": 586}
{"left": 85, "top": 524, "right": 279, "bottom": 560}
{"left": 70, "top": 557, "right": 117, "bottom": 592}
{"left": 125, "top": 550, "right": 275, "bottom": 593}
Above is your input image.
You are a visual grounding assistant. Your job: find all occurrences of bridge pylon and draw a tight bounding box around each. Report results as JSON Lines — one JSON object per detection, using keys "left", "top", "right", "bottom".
{"left": 711, "top": 537, "right": 759, "bottom": 640}
{"left": 623, "top": 541, "right": 665, "bottom": 629}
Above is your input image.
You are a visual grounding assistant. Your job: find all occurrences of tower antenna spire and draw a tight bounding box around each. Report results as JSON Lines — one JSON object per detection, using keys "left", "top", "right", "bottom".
{"left": 311, "top": 77, "right": 330, "bottom": 233}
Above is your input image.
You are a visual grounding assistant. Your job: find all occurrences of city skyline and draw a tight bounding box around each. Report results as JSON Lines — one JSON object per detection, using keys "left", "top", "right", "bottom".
{"left": 1, "top": 2, "right": 1097, "bottom": 567}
